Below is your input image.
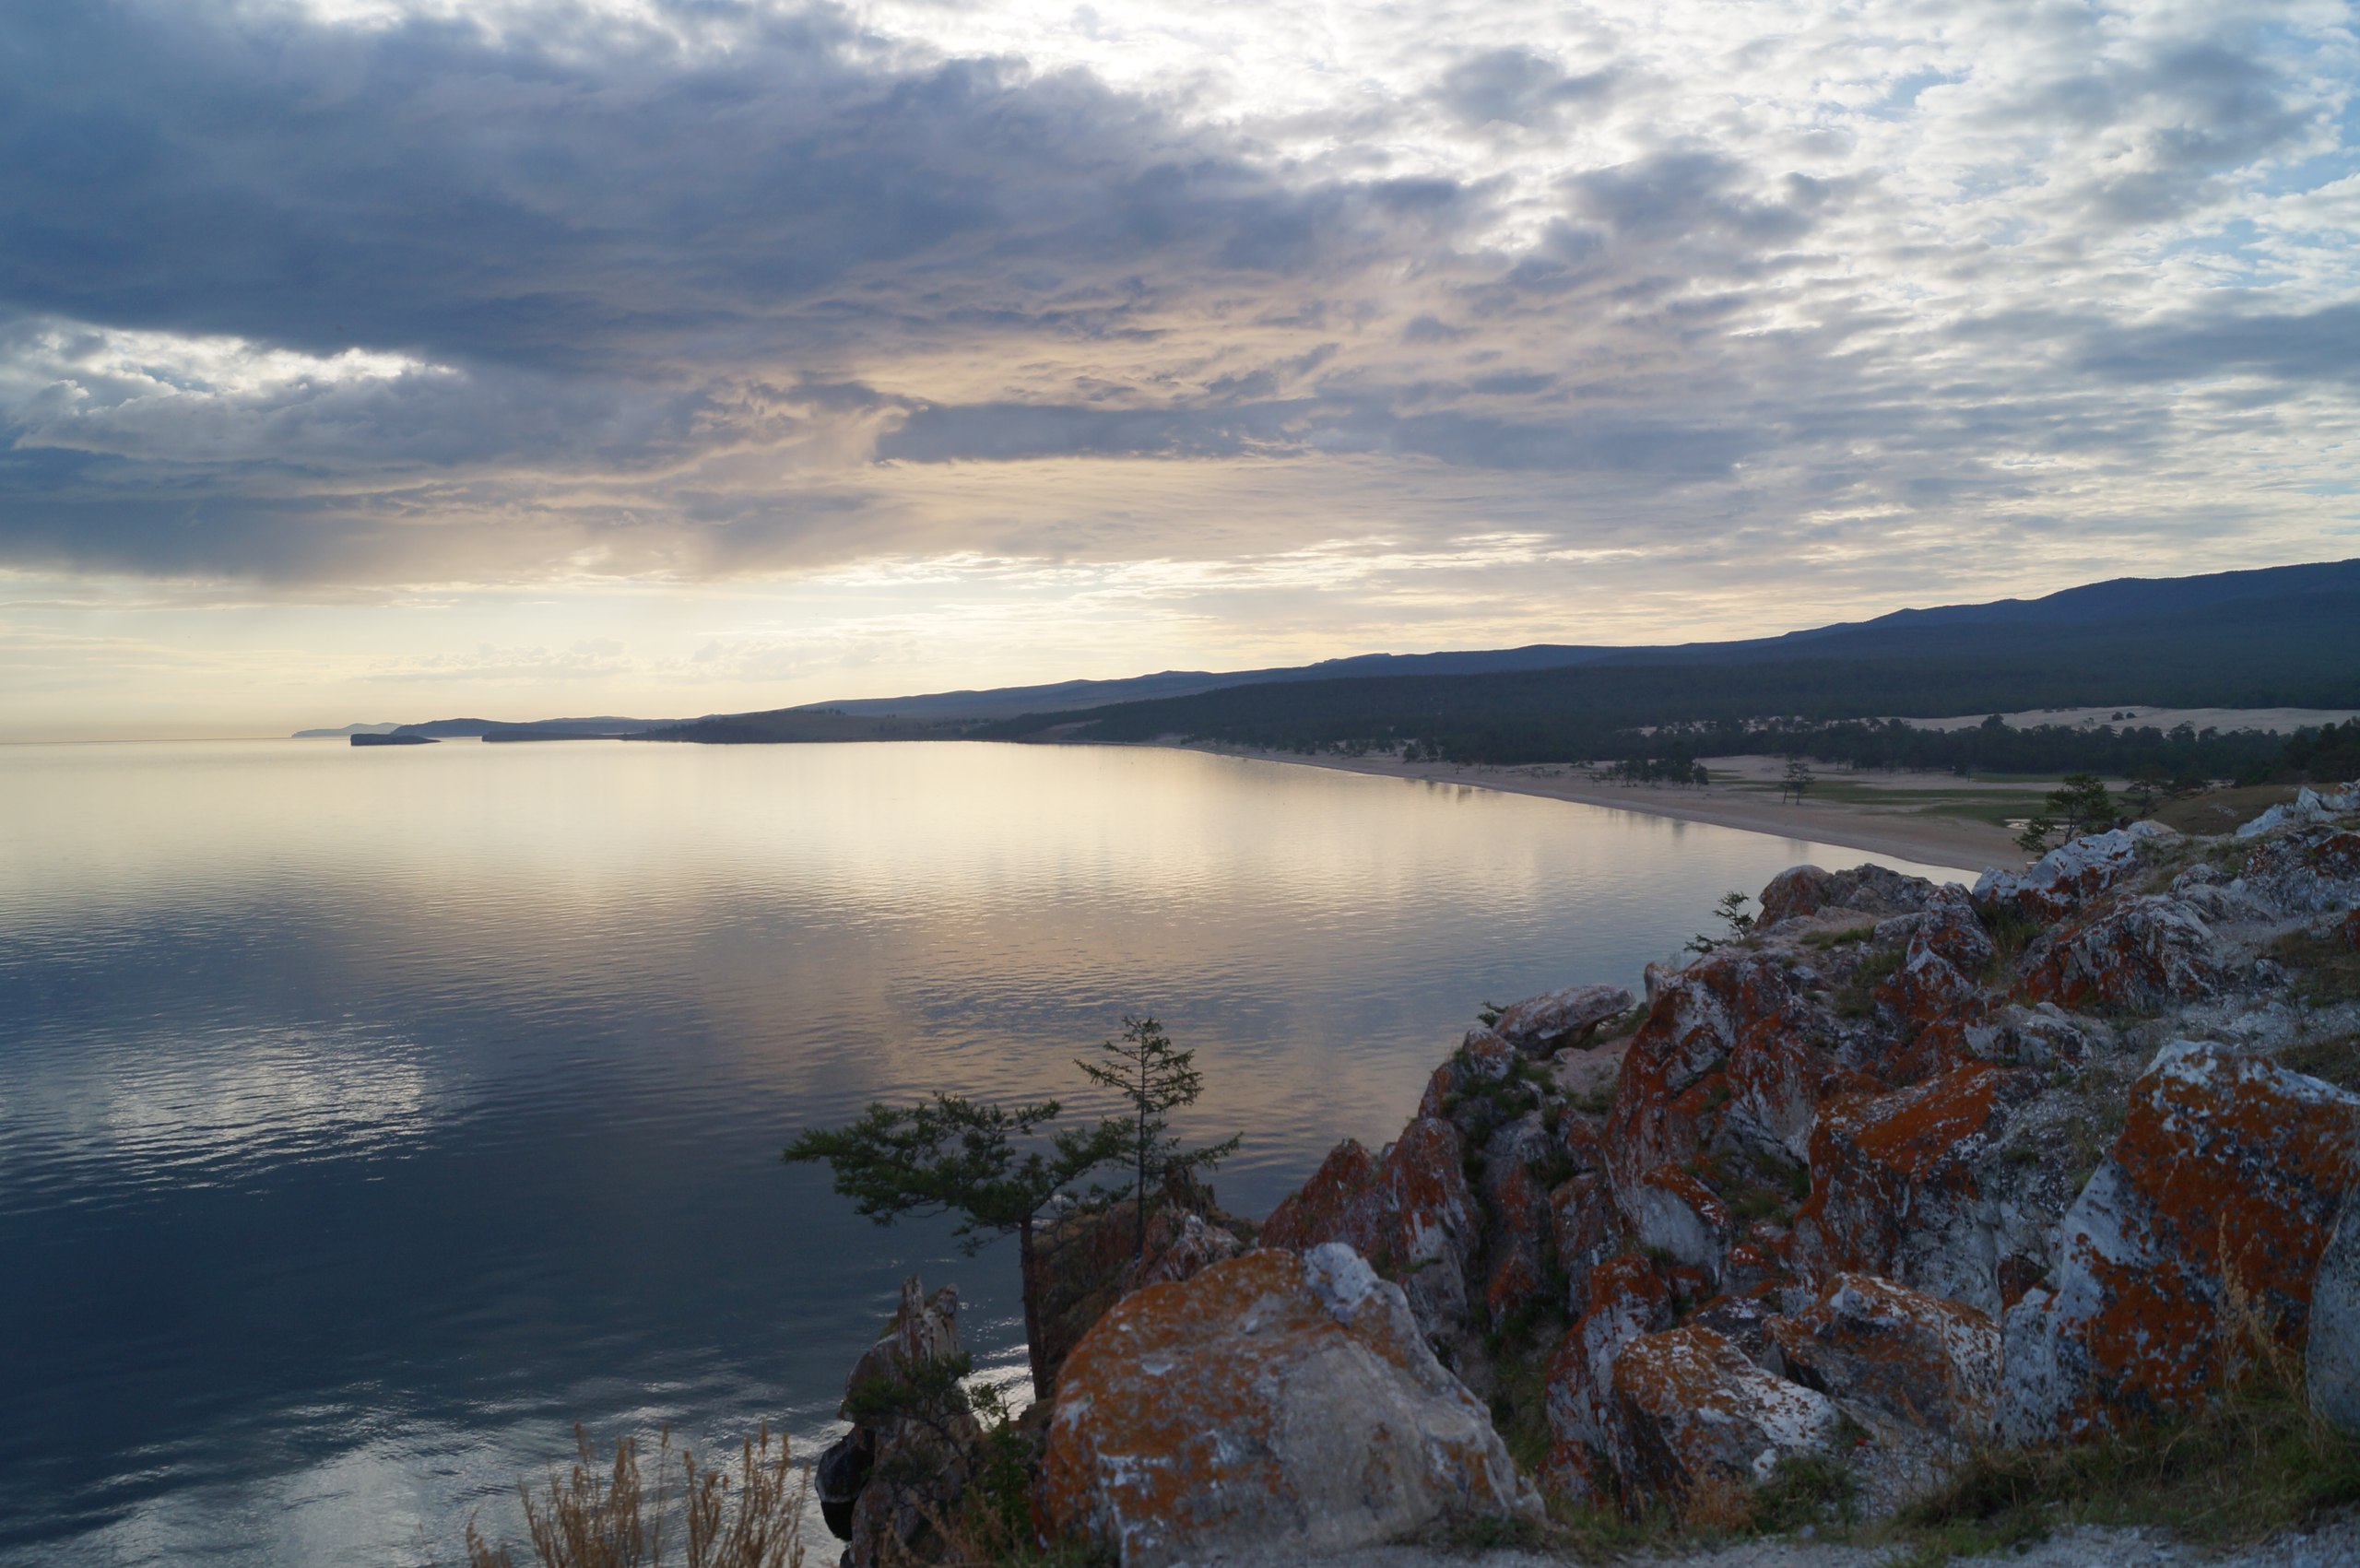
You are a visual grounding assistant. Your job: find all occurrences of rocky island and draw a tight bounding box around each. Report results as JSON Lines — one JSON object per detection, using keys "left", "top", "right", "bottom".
{"left": 814, "top": 786, "right": 2360, "bottom": 1567}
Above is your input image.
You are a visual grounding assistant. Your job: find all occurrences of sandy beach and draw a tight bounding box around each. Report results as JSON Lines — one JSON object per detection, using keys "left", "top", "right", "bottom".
{"left": 1179, "top": 745, "right": 2029, "bottom": 875}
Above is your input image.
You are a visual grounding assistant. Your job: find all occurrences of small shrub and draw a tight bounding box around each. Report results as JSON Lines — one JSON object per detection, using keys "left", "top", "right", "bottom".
{"left": 1835, "top": 947, "right": 1905, "bottom": 1019}
{"left": 1976, "top": 903, "right": 2043, "bottom": 979}
{"left": 1749, "top": 1452, "right": 1859, "bottom": 1533}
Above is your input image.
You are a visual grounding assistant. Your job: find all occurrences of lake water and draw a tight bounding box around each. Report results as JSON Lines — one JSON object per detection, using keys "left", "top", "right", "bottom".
{"left": 0, "top": 739, "right": 1964, "bottom": 1565}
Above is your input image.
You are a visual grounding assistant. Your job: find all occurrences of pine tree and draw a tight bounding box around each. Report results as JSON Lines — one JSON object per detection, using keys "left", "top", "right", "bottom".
{"left": 784, "top": 1095, "right": 1123, "bottom": 1397}
{"left": 1076, "top": 1016, "right": 1243, "bottom": 1261}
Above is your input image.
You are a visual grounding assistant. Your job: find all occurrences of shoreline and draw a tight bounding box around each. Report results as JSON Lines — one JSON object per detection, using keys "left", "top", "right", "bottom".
{"left": 1170, "top": 743, "right": 2026, "bottom": 875}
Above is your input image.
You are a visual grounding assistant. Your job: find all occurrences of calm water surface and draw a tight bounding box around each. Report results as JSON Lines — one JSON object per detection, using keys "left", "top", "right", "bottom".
{"left": 0, "top": 740, "right": 1964, "bottom": 1564}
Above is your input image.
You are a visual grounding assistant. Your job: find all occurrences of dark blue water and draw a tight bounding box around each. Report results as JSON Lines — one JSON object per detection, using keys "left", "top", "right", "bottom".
{"left": 0, "top": 739, "right": 1962, "bottom": 1563}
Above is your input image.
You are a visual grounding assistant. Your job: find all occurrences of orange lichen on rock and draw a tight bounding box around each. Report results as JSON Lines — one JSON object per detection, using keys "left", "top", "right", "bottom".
{"left": 1257, "top": 1138, "right": 1384, "bottom": 1256}
{"left": 1610, "top": 1325, "right": 1840, "bottom": 1506}
{"left": 1768, "top": 1272, "right": 1999, "bottom": 1437}
{"left": 1540, "top": 1252, "right": 1674, "bottom": 1502}
{"left": 2002, "top": 1041, "right": 2360, "bottom": 1439}
{"left": 1257, "top": 1116, "right": 1483, "bottom": 1337}
{"left": 1484, "top": 1159, "right": 1554, "bottom": 1315}
{"left": 2020, "top": 895, "right": 2224, "bottom": 1012}
{"left": 1036, "top": 1245, "right": 1538, "bottom": 1567}
{"left": 1792, "top": 1064, "right": 2041, "bottom": 1315}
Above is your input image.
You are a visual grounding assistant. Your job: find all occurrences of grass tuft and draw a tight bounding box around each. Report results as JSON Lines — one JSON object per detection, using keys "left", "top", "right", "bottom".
{"left": 1888, "top": 1338, "right": 2360, "bottom": 1563}
{"left": 466, "top": 1423, "right": 809, "bottom": 1568}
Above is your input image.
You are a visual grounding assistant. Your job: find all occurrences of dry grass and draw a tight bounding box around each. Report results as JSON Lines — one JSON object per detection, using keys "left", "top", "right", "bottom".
{"left": 465, "top": 1424, "right": 808, "bottom": 1568}
{"left": 1888, "top": 1289, "right": 2360, "bottom": 1564}
{"left": 2277, "top": 1032, "right": 2360, "bottom": 1091}
{"left": 2152, "top": 784, "right": 2300, "bottom": 836}
{"left": 2272, "top": 927, "right": 2360, "bottom": 1007}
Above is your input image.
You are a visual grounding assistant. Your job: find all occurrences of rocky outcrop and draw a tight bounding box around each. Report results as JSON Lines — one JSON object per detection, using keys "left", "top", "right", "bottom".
{"left": 2309, "top": 1194, "right": 2360, "bottom": 1433}
{"left": 1032, "top": 1168, "right": 1259, "bottom": 1393}
{"left": 1541, "top": 1253, "right": 1675, "bottom": 1498}
{"left": 1035, "top": 1244, "right": 1540, "bottom": 1566}
{"left": 1491, "top": 983, "right": 1634, "bottom": 1056}
{"left": 820, "top": 1277, "right": 980, "bottom": 1567}
{"left": 2019, "top": 896, "right": 2224, "bottom": 1012}
{"left": 821, "top": 795, "right": 2360, "bottom": 1554}
{"left": 2001, "top": 1041, "right": 2360, "bottom": 1439}
{"left": 2242, "top": 828, "right": 2360, "bottom": 915}
{"left": 1258, "top": 1114, "right": 1488, "bottom": 1341}
{"left": 1767, "top": 1273, "right": 2000, "bottom": 1438}
{"left": 1793, "top": 1064, "right": 2045, "bottom": 1317}
{"left": 1760, "top": 863, "right": 1941, "bottom": 927}
{"left": 2237, "top": 786, "right": 2360, "bottom": 840}
{"left": 1974, "top": 821, "right": 2177, "bottom": 924}
{"left": 1610, "top": 1326, "right": 1842, "bottom": 1498}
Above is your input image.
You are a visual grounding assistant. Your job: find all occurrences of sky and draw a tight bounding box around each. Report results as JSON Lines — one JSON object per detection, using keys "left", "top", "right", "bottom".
{"left": 2, "top": 0, "right": 2356, "bottom": 738}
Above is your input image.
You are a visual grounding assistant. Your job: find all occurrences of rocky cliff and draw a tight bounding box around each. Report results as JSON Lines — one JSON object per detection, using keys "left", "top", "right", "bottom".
{"left": 825, "top": 787, "right": 2360, "bottom": 1566}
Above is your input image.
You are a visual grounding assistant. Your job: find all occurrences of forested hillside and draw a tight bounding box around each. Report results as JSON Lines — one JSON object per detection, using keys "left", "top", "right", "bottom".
{"left": 977, "top": 586, "right": 2360, "bottom": 778}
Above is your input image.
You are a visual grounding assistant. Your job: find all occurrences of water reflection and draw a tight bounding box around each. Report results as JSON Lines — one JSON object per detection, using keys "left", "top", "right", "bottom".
{"left": 0, "top": 740, "right": 1961, "bottom": 1565}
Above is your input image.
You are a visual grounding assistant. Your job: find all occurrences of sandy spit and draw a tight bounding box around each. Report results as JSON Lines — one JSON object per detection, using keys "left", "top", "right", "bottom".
{"left": 1167, "top": 745, "right": 2025, "bottom": 877}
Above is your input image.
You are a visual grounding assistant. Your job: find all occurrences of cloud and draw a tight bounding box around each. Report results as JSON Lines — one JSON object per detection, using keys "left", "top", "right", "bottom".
{"left": 0, "top": 0, "right": 2349, "bottom": 622}
{"left": 2078, "top": 301, "right": 2360, "bottom": 386}
{"left": 1434, "top": 48, "right": 1619, "bottom": 130}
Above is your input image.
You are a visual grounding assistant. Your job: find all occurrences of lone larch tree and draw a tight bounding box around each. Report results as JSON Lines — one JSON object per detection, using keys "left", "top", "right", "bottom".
{"left": 1077, "top": 1015, "right": 1243, "bottom": 1261}
{"left": 783, "top": 1094, "right": 1123, "bottom": 1398}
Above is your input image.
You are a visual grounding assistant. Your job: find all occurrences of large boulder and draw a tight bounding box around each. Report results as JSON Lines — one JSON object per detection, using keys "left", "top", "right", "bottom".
{"left": 1875, "top": 884, "right": 1996, "bottom": 976}
{"left": 1792, "top": 1064, "right": 2047, "bottom": 1317}
{"left": 2002, "top": 1041, "right": 2360, "bottom": 1440}
{"left": 1759, "top": 864, "right": 1942, "bottom": 927}
{"left": 1974, "top": 822, "right": 2177, "bottom": 924}
{"left": 1626, "top": 1164, "right": 1733, "bottom": 1283}
{"left": 1766, "top": 1273, "right": 2000, "bottom": 1439}
{"left": 2242, "top": 829, "right": 2360, "bottom": 916}
{"left": 1491, "top": 983, "right": 1634, "bottom": 1057}
{"left": 1610, "top": 1326, "right": 1842, "bottom": 1505}
{"left": 1032, "top": 1169, "right": 1258, "bottom": 1391}
{"left": 1482, "top": 1156, "right": 1556, "bottom": 1315}
{"left": 2019, "top": 895, "right": 2224, "bottom": 1013}
{"left": 1035, "top": 1244, "right": 1540, "bottom": 1567}
{"left": 1609, "top": 947, "right": 1834, "bottom": 1189}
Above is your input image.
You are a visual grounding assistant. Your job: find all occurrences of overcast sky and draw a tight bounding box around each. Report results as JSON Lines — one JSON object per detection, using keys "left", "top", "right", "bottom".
{"left": 2, "top": 0, "right": 2355, "bottom": 736}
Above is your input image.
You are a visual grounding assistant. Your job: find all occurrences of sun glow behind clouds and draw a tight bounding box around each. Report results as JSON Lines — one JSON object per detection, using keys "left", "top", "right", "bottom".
{"left": 0, "top": 0, "right": 2354, "bottom": 735}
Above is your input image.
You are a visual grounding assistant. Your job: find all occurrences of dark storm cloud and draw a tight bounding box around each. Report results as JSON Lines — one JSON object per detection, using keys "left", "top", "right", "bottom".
{"left": 0, "top": 0, "right": 1503, "bottom": 578}
{"left": 0, "top": 0, "right": 1444, "bottom": 375}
